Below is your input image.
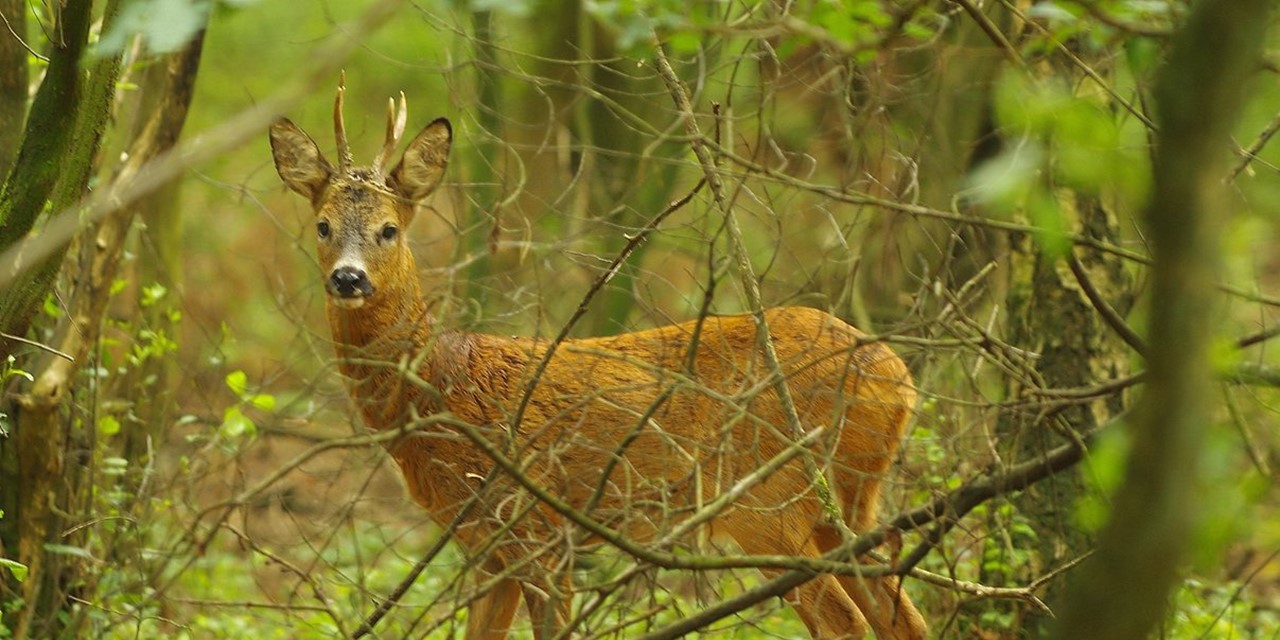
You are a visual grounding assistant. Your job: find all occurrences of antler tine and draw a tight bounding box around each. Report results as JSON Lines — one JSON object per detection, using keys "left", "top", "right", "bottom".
{"left": 333, "top": 71, "right": 354, "bottom": 172}
{"left": 375, "top": 91, "right": 408, "bottom": 175}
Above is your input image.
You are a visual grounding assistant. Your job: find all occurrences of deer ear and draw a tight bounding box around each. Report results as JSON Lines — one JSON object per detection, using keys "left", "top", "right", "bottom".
{"left": 270, "top": 118, "right": 333, "bottom": 202}
{"left": 390, "top": 118, "right": 451, "bottom": 203}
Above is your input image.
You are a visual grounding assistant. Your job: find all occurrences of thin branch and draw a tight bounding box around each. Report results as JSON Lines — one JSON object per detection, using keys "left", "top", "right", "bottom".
{"left": 0, "top": 331, "right": 73, "bottom": 361}
{"left": 1228, "top": 108, "right": 1280, "bottom": 181}
{"left": 635, "top": 424, "right": 1096, "bottom": 639}
{"left": 1237, "top": 322, "right": 1280, "bottom": 348}
{"left": 351, "top": 484, "right": 486, "bottom": 638}
{"left": 1066, "top": 253, "right": 1147, "bottom": 355}
{"left": 508, "top": 178, "right": 705, "bottom": 439}
{"left": 651, "top": 39, "right": 849, "bottom": 530}
{"left": 0, "top": 8, "right": 46, "bottom": 62}
{"left": 951, "top": 0, "right": 1024, "bottom": 68}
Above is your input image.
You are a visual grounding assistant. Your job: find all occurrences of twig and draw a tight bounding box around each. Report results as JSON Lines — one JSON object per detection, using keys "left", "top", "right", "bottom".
{"left": 1194, "top": 548, "right": 1280, "bottom": 640}
{"left": 0, "top": 331, "right": 73, "bottom": 361}
{"left": 223, "top": 524, "right": 350, "bottom": 637}
{"left": 0, "top": 8, "right": 48, "bottom": 62}
{"left": 1221, "top": 386, "right": 1270, "bottom": 477}
{"left": 351, "top": 487, "right": 485, "bottom": 638}
{"left": 951, "top": 0, "right": 1024, "bottom": 68}
{"left": 634, "top": 420, "right": 1100, "bottom": 640}
{"left": 650, "top": 38, "right": 850, "bottom": 532}
{"left": 922, "top": 568, "right": 1050, "bottom": 614}
{"left": 1228, "top": 108, "right": 1280, "bottom": 181}
{"left": 1237, "top": 322, "right": 1280, "bottom": 348}
{"left": 166, "top": 597, "right": 332, "bottom": 613}
{"left": 1066, "top": 253, "right": 1147, "bottom": 355}
{"left": 507, "top": 178, "right": 706, "bottom": 441}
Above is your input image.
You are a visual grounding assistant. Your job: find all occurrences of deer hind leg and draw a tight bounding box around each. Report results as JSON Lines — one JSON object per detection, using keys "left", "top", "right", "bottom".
{"left": 729, "top": 519, "right": 870, "bottom": 639}
{"left": 817, "top": 479, "right": 927, "bottom": 640}
{"left": 521, "top": 568, "right": 572, "bottom": 640}
{"left": 464, "top": 576, "right": 523, "bottom": 640}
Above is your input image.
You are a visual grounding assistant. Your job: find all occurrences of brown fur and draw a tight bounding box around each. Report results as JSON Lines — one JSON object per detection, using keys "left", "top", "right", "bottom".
{"left": 270, "top": 95, "right": 927, "bottom": 640}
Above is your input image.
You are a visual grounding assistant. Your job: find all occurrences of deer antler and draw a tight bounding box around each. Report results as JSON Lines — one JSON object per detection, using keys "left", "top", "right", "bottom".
{"left": 333, "top": 71, "right": 354, "bottom": 173}
{"left": 374, "top": 92, "right": 407, "bottom": 176}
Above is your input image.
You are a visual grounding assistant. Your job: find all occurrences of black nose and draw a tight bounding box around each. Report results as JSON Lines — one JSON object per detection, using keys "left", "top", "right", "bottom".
{"left": 329, "top": 267, "right": 373, "bottom": 297}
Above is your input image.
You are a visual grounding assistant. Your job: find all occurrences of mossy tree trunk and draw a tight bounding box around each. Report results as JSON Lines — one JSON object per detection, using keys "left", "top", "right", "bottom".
{"left": 1053, "top": 0, "right": 1275, "bottom": 637}
{"left": 0, "top": 0, "right": 97, "bottom": 342}
{"left": 998, "top": 191, "right": 1131, "bottom": 632}
{"left": 1, "top": 0, "right": 126, "bottom": 633}
{"left": 0, "top": 0, "right": 99, "bottom": 610}
{"left": 0, "top": 0, "right": 27, "bottom": 178}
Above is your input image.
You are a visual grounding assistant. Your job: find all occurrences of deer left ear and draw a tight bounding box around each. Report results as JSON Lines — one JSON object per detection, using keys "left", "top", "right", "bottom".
{"left": 270, "top": 118, "right": 333, "bottom": 202}
{"left": 390, "top": 118, "right": 451, "bottom": 203}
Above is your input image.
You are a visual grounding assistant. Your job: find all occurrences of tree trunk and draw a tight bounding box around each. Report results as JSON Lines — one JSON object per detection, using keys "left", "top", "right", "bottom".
{"left": 999, "top": 190, "right": 1131, "bottom": 632}
{"left": 0, "top": 0, "right": 27, "bottom": 177}
{"left": 0, "top": 0, "right": 96, "bottom": 615}
{"left": 1053, "top": 0, "right": 1275, "bottom": 637}
{"left": 0, "top": 0, "right": 94, "bottom": 342}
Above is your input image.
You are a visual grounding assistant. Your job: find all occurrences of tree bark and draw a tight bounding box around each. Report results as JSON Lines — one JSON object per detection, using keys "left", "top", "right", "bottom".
{"left": 1052, "top": 1, "right": 1276, "bottom": 637}
{"left": 0, "top": 0, "right": 126, "bottom": 635}
{"left": 999, "top": 190, "right": 1131, "bottom": 632}
{"left": 0, "top": 0, "right": 95, "bottom": 609}
{"left": 0, "top": 0, "right": 27, "bottom": 177}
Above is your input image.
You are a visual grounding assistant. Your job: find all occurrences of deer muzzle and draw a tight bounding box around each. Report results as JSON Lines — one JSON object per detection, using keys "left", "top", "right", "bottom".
{"left": 328, "top": 266, "right": 374, "bottom": 306}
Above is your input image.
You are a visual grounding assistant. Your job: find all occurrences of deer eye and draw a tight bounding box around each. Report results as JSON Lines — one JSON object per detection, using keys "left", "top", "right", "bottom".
{"left": 380, "top": 224, "right": 398, "bottom": 242}
{"left": 317, "top": 220, "right": 331, "bottom": 239}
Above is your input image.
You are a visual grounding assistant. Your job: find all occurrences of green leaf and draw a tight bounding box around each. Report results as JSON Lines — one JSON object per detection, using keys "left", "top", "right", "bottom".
{"left": 97, "top": 415, "right": 121, "bottom": 437}
{"left": 97, "top": 0, "right": 211, "bottom": 55}
{"left": 249, "top": 394, "right": 276, "bottom": 412}
{"left": 43, "top": 544, "right": 95, "bottom": 561}
{"left": 42, "top": 293, "right": 62, "bottom": 319}
{"left": 1027, "top": 189, "right": 1071, "bottom": 259}
{"left": 220, "top": 406, "right": 256, "bottom": 439}
{"left": 0, "top": 558, "right": 27, "bottom": 582}
{"left": 667, "top": 31, "right": 700, "bottom": 55}
{"left": 966, "top": 141, "right": 1043, "bottom": 212}
{"left": 140, "top": 283, "right": 168, "bottom": 307}
{"left": 225, "top": 370, "right": 248, "bottom": 397}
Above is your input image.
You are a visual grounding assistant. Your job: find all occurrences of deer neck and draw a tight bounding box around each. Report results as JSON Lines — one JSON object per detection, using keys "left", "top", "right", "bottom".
{"left": 326, "top": 276, "right": 437, "bottom": 429}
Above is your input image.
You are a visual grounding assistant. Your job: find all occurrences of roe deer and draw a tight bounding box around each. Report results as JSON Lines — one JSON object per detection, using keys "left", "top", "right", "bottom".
{"left": 270, "top": 81, "right": 927, "bottom": 640}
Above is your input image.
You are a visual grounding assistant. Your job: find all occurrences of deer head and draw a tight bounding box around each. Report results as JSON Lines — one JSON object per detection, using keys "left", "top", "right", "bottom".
{"left": 269, "top": 78, "right": 451, "bottom": 310}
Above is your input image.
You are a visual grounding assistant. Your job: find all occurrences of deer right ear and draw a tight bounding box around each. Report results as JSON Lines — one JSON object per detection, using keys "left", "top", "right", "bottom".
{"left": 390, "top": 118, "right": 451, "bottom": 203}
{"left": 270, "top": 118, "right": 333, "bottom": 202}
